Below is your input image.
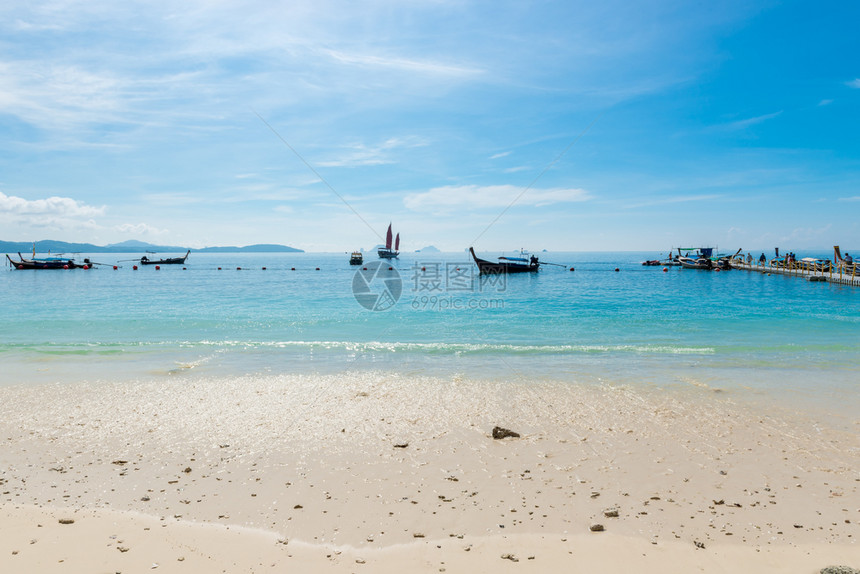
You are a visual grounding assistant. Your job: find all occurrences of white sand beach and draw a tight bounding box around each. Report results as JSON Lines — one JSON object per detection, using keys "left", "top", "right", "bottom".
{"left": 1, "top": 372, "right": 858, "bottom": 573}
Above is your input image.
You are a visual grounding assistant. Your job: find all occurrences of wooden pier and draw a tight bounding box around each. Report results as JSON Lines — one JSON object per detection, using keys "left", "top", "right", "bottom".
{"left": 731, "top": 261, "right": 860, "bottom": 287}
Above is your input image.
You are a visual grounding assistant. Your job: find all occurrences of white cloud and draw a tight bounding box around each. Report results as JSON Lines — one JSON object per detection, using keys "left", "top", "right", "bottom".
{"left": 404, "top": 185, "right": 591, "bottom": 212}
{"left": 837, "top": 196, "right": 860, "bottom": 202}
{"left": 624, "top": 194, "right": 723, "bottom": 209}
{"left": 0, "top": 191, "right": 105, "bottom": 217}
{"left": 847, "top": 79, "right": 860, "bottom": 89}
{"left": 114, "top": 222, "right": 168, "bottom": 235}
{"left": 316, "top": 136, "right": 428, "bottom": 168}
{"left": 721, "top": 111, "right": 782, "bottom": 131}
{"left": 324, "top": 50, "right": 483, "bottom": 78}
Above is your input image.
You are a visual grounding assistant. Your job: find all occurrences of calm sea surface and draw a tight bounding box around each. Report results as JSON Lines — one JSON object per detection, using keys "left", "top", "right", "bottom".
{"left": 2, "top": 251, "right": 858, "bottom": 420}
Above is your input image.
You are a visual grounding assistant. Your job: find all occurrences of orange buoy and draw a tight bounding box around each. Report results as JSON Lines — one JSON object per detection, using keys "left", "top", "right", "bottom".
{"left": 17, "top": 265, "right": 23, "bottom": 270}
{"left": 662, "top": 267, "right": 668, "bottom": 272}
{"left": 262, "top": 267, "right": 266, "bottom": 270}
{"left": 388, "top": 266, "right": 393, "bottom": 270}
{"left": 316, "top": 267, "right": 320, "bottom": 270}
{"left": 63, "top": 265, "right": 69, "bottom": 269}
{"left": 133, "top": 265, "right": 138, "bottom": 270}
{"left": 614, "top": 268, "right": 620, "bottom": 272}
{"left": 113, "top": 265, "right": 118, "bottom": 270}
{"left": 569, "top": 267, "right": 575, "bottom": 272}
{"left": 237, "top": 267, "right": 241, "bottom": 270}
{"left": 291, "top": 267, "right": 295, "bottom": 271}
{"left": 155, "top": 265, "right": 160, "bottom": 270}
{"left": 83, "top": 265, "right": 89, "bottom": 270}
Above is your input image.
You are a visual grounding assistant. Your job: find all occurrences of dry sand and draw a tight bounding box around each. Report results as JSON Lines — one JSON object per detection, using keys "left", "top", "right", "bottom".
{"left": 1, "top": 372, "right": 858, "bottom": 573}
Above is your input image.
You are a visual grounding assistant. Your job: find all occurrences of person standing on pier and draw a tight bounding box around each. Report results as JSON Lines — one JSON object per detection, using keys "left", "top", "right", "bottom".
{"left": 759, "top": 253, "right": 767, "bottom": 266}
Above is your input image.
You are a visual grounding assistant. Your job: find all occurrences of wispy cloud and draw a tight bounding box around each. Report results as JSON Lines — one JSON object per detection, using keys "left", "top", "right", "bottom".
{"left": 324, "top": 50, "right": 483, "bottom": 77}
{"left": 838, "top": 196, "right": 860, "bottom": 202}
{"left": 623, "top": 194, "right": 723, "bottom": 209}
{"left": 404, "top": 184, "right": 591, "bottom": 212}
{"left": 316, "top": 136, "right": 428, "bottom": 168}
{"left": 847, "top": 79, "right": 860, "bottom": 89}
{"left": 114, "top": 222, "right": 167, "bottom": 236}
{"left": 719, "top": 111, "right": 782, "bottom": 131}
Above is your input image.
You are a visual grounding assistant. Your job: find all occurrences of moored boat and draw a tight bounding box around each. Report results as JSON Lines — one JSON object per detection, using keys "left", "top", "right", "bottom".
{"left": 834, "top": 246, "right": 857, "bottom": 274}
{"left": 469, "top": 247, "right": 540, "bottom": 274}
{"left": 6, "top": 252, "right": 92, "bottom": 270}
{"left": 677, "top": 247, "right": 714, "bottom": 270}
{"left": 349, "top": 251, "right": 363, "bottom": 265}
{"left": 139, "top": 250, "right": 190, "bottom": 265}
{"left": 642, "top": 250, "right": 678, "bottom": 266}
{"left": 378, "top": 224, "right": 399, "bottom": 259}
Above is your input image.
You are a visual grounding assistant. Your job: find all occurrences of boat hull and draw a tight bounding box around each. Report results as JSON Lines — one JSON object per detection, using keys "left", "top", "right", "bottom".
{"left": 140, "top": 250, "right": 190, "bottom": 265}
{"left": 378, "top": 249, "right": 398, "bottom": 259}
{"left": 6, "top": 253, "right": 87, "bottom": 269}
{"left": 678, "top": 257, "right": 712, "bottom": 270}
{"left": 469, "top": 247, "right": 539, "bottom": 274}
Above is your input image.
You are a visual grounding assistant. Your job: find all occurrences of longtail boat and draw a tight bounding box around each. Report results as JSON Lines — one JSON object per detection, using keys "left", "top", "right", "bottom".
{"left": 6, "top": 253, "right": 92, "bottom": 269}
{"left": 139, "top": 250, "right": 190, "bottom": 265}
{"left": 834, "top": 245, "right": 857, "bottom": 274}
{"left": 469, "top": 247, "right": 540, "bottom": 274}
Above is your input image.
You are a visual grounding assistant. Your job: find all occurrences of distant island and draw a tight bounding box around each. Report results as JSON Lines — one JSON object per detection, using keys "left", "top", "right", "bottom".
{"left": 415, "top": 245, "right": 441, "bottom": 253}
{"left": 0, "top": 239, "right": 304, "bottom": 254}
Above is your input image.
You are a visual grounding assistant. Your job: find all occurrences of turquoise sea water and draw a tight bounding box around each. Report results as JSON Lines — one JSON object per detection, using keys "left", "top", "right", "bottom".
{"left": 2, "top": 251, "right": 858, "bottom": 419}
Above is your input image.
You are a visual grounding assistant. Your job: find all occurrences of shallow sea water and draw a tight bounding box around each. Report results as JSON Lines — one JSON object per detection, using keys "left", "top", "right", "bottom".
{"left": 2, "top": 250, "right": 857, "bottom": 422}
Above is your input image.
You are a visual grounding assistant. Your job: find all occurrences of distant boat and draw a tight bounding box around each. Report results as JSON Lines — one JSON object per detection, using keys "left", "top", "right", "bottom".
{"left": 469, "top": 247, "right": 539, "bottom": 274}
{"left": 6, "top": 252, "right": 93, "bottom": 270}
{"left": 378, "top": 224, "right": 399, "bottom": 259}
{"left": 349, "top": 251, "right": 363, "bottom": 265}
{"left": 139, "top": 250, "right": 190, "bottom": 265}
{"left": 642, "top": 250, "right": 679, "bottom": 266}
{"left": 677, "top": 247, "right": 715, "bottom": 270}
{"left": 677, "top": 247, "right": 738, "bottom": 270}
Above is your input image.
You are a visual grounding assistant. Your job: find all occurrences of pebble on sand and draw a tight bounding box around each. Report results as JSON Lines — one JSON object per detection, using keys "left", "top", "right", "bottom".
{"left": 492, "top": 426, "right": 520, "bottom": 439}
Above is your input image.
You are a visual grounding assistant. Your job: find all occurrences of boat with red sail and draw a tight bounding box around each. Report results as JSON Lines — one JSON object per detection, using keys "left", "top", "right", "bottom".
{"left": 378, "top": 224, "right": 400, "bottom": 259}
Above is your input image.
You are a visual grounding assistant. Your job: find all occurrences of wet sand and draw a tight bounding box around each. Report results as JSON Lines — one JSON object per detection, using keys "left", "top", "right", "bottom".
{"left": 1, "top": 372, "right": 858, "bottom": 572}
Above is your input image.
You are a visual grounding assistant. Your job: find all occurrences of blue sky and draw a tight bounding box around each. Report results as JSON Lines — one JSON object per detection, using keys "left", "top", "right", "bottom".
{"left": 1, "top": 0, "right": 858, "bottom": 252}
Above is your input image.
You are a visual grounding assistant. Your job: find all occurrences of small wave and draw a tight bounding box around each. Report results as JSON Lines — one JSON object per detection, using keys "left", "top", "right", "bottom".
{"left": 188, "top": 340, "right": 717, "bottom": 356}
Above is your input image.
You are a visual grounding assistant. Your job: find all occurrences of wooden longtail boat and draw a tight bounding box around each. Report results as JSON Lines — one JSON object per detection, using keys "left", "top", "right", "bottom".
{"left": 469, "top": 247, "right": 540, "bottom": 274}
{"left": 6, "top": 253, "right": 91, "bottom": 270}
{"left": 139, "top": 250, "right": 190, "bottom": 265}
{"left": 834, "top": 246, "right": 857, "bottom": 274}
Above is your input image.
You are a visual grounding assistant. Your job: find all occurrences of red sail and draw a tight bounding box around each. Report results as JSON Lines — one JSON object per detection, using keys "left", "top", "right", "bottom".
{"left": 386, "top": 224, "right": 393, "bottom": 249}
{"left": 394, "top": 233, "right": 400, "bottom": 252}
